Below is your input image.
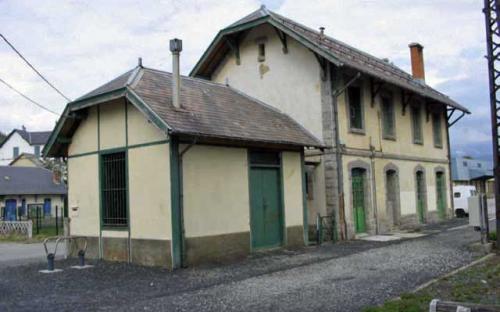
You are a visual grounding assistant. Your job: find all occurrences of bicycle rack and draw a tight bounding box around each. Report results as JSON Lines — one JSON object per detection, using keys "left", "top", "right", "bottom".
{"left": 39, "top": 236, "right": 93, "bottom": 273}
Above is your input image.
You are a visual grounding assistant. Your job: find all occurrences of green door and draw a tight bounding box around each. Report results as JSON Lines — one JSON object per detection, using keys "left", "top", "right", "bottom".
{"left": 416, "top": 171, "right": 426, "bottom": 223}
{"left": 352, "top": 169, "right": 366, "bottom": 233}
{"left": 436, "top": 172, "right": 446, "bottom": 219}
{"left": 250, "top": 167, "right": 283, "bottom": 249}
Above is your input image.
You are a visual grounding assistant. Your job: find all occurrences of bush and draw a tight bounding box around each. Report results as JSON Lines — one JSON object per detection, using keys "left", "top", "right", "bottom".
{"left": 489, "top": 231, "right": 497, "bottom": 242}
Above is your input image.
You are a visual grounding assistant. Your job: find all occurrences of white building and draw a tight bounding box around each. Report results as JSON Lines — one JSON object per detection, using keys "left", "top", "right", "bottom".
{"left": 0, "top": 128, "right": 52, "bottom": 165}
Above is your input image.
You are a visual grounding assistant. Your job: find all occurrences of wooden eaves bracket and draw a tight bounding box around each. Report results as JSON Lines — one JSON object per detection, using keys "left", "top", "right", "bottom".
{"left": 225, "top": 36, "right": 240, "bottom": 65}
{"left": 370, "top": 78, "right": 384, "bottom": 107}
{"left": 273, "top": 27, "right": 288, "bottom": 54}
{"left": 401, "top": 90, "right": 413, "bottom": 116}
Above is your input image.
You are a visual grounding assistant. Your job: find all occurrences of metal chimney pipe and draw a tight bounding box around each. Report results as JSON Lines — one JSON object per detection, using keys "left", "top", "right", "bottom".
{"left": 169, "top": 38, "right": 183, "bottom": 109}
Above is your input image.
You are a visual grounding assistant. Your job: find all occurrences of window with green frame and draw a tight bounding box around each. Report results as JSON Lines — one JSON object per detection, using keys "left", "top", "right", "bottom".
{"left": 411, "top": 105, "right": 423, "bottom": 144}
{"left": 348, "top": 86, "right": 363, "bottom": 131}
{"left": 34, "top": 145, "right": 40, "bottom": 157}
{"left": 101, "top": 152, "right": 128, "bottom": 227}
{"left": 13, "top": 146, "right": 19, "bottom": 158}
{"left": 381, "top": 93, "right": 395, "bottom": 139}
{"left": 432, "top": 113, "right": 443, "bottom": 148}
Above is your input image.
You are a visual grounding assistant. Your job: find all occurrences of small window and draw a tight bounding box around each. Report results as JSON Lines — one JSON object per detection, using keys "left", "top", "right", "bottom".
{"left": 249, "top": 151, "right": 280, "bottom": 166}
{"left": 34, "top": 145, "right": 40, "bottom": 157}
{"left": 463, "top": 161, "right": 468, "bottom": 167}
{"left": 477, "top": 163, "right": 482, "bottom": 168}
{"left": 348, "top": 86, "right": 363, "bottom": 132}
{"left": 411, "top": 106, "right": 423, "bottom": 144}
{"left": 305, "top": 166, "right": 315, "bottom": 200}
{"left": 381, "top": 94, "right": 395, "bottom": 139}
{"left": 101, "top": 152, "right": 128, "bottom": 227}
{"left": 454, "top": 192, "right": 461, "bottom": 198}
{"left": 258, "top": 43, "right": 265, "bottom": 62}
{"left": 432, "top": 113, "right": 443, "bottom": 148}
{"left": 13, "top": 147, "right": 19, "bottom": 158}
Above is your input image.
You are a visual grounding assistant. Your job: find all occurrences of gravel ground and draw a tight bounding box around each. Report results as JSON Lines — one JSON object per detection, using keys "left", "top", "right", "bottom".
{"left": 0, "top": 219, "right": 487, "bottom": 312}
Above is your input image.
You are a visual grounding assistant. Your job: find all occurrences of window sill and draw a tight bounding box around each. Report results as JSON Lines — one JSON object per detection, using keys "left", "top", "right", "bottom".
{"left": 349, "top": 128, "right": 365, "bottom": 135}
{"left": 101, "top": 226, "right": 128, "bottom": 231}
{"left": 434, "top": 144, "right": 443, "bottom": 149}
{"left": 383, "top": 136, "right": 396, "bottom": 141}
{"left": 413, "top": 141, "right": 424, "bottom": 146}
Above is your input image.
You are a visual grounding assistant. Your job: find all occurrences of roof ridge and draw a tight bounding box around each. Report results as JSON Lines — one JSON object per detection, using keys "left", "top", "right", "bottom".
{"left": 142, "top": 66, "right": 235, "bottom": 89}
{"left": 268, "top": 10, "right": 414, "bottom": 79}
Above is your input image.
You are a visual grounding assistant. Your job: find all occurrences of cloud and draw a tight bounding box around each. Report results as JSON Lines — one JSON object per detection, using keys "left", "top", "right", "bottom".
{"left": 278, "top": 0, "right": 491, "bottom": 159}
{"left": 0, "top": 0, "right": 260, "bottom": 132}
{"left": 0, "top": 0, "right": 492, "bottom": 161}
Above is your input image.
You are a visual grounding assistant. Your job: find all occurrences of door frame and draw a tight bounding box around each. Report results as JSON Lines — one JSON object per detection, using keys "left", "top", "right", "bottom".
{"left": 414, "top": 165, "right": 427, "bottom": 223}
{"left": 384, "top": 163, "right": 401, "bottom": 228}
{"left": 347, "top": 160, "right": 373, "bottom": 236}
{"left": 247, "top": 150, "right": 285, "bottom": 251}
{"left": 5, "top": 199, "right": 18, "bottom": 221}
{"left": 435, "top": 167, "right": 447, "bottom": 219}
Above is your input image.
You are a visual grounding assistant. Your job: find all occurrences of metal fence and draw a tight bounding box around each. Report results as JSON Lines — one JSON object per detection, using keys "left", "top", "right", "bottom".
{"left": 0, "top": 204, "right": 64, "bottom": 236}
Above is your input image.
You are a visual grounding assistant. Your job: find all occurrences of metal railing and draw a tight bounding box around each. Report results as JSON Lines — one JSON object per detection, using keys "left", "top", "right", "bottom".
{"left": 41, "top": 236, "right": 90, "bottom": 273}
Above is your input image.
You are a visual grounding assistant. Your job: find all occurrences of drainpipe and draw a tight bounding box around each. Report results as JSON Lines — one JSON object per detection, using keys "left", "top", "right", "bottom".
{"left": 170, "top": 38, "right": 182, "bottom": 109}
{"left": 369, "top": 138, "right": 379, "bottom": 235}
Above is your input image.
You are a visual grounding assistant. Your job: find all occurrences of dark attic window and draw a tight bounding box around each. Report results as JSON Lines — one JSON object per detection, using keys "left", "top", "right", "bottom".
{"left": 101, "top": 151, "right": 128, "bottom": 227}
{"left": 258, "top": 43, "right": 266, "bottom": 62}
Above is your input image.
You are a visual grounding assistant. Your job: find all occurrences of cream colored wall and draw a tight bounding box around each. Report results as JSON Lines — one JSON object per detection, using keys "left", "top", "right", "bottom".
{"left": 99, "top": 99, "right": 126, "bottom": 150}
{"left": 336, "top": 77, "right": 448, "bottom": 160}
{"left": 127, "top": 102, "right": 166, "bottom": 145}
{"left": 10, "top": 157, "right": 37, "bottom": 167}
{"left": 68, "top": 106, "right": 98, "bottom": 156}
{"left": 342, "top": 155, "right": 450, "bottom": 226}
{"left": 68, "top": 155, "right": 100, "bottom": 236}
{"left": 182, "top": 146, "right": 305, "bottom": 239}
{"left": 282, "top": 152, "right": 303, "bottom": 228}
{"left": 128, "top": 143, "right": 171, "bottom": 240}
{"left": 182, "top": 145, "right": 250, "bottom": 238}
{"left": 67, "top": 99, "right": 170, "bottom": 240}
{"left": 211, "top": 24, "right": 324, "bottom": 140}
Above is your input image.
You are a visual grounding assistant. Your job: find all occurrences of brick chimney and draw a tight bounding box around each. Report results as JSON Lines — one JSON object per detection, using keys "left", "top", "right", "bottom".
{"left": 409, "top": 43, "right": 425, "bottom": 82}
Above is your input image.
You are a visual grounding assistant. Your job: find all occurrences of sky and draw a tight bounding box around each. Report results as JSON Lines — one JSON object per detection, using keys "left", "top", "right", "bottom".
{"left": 0, "top": 0, "right": 492, "bottom": 160}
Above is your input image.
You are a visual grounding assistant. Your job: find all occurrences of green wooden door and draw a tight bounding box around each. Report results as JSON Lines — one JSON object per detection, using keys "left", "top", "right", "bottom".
{"left": 416, "top": 172, "right": 426, "bottom": 223}
{"left": 352, "top": 169, "right": 366, "bottom": 233}
{"left": 436, "top": 173, "right": 446, "bottom": 219}
{"left": 250, "top": 167, "right": 283, "bottom": 249}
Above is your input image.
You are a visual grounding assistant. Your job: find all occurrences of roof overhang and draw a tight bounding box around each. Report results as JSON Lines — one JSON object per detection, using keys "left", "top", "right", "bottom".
{"left": 190, "top": 15, "right": 470, "bottom": 115}
{"left": 42, "top": 87, "right": 171, "bottom": 158}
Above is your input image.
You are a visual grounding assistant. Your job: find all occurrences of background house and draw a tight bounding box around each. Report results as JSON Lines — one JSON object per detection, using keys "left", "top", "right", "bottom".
{"left": 451, "top": 156, "right": 494, "bottom": 197}
{"left": 0, "top": 127, "right": 52, "bottom": 165}
{"left": 0, "top": 166, "right": 66, "bottom": 221}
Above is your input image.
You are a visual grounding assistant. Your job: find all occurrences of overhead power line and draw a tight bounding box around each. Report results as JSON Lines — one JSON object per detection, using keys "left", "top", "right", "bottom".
{"left": 0, "top": 77, "right": 59, "bottom": 115}
{"left": 0, "top": 33, "right": 71, "bottom": 102}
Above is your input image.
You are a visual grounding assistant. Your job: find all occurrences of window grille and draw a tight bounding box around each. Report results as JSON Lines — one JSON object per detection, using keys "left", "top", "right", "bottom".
{"left": 101, "top": 152, "right": 128, "bottom": 227}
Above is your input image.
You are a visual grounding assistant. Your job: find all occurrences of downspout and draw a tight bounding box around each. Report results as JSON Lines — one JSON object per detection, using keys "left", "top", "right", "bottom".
{"left": 178, "top": 139, "right": 196, "bottom": 267}
{"left": 445, "top": 108, "right": 455, "bottom": 217}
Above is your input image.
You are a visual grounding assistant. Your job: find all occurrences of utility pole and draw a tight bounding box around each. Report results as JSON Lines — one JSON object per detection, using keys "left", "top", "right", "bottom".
{"left": 483, "top": 0, "right": 500, "bottom": 248}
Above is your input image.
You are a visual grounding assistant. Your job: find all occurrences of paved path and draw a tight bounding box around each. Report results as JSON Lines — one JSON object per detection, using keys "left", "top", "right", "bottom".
{"left": 0, "top": 220, "right": 489, "bottom": 312}
{"left": 0, "top": 242, "right": 65, "bottom": 267}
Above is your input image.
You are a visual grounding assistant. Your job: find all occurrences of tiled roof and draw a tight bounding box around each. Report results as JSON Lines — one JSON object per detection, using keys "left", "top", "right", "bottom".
{"left": 16, "top": 129, "right": 52, "bottom": 145}
{"left": 191, "top": 6, "right": 469, "bottom": 113}
{"left": 44, "top": 66, "right": 323, "bottom": 157}
{"left": 0, "top": 166, "right": 66, "bottom": 196}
